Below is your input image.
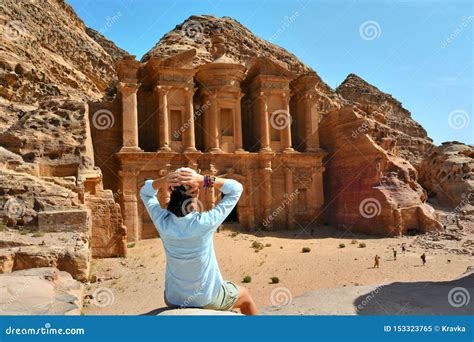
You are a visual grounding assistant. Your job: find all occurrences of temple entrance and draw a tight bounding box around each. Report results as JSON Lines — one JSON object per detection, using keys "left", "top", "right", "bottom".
{"left": 221, "top": 193, "right": 239, "bottom": 223}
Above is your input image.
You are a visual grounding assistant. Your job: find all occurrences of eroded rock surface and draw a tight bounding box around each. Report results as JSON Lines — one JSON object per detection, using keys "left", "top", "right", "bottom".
{"left": 0, "top": 267, "right": 83, "bottom": 315}
{"left": 419, "top": 142, "right": 473, "bottom": 208}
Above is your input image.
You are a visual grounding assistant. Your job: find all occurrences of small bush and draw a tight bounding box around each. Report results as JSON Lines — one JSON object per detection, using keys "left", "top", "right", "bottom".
{"left": 351, "top": 239, "right": 358, "bottom": 244}
{"left": 302, "top": 247, "right": 311, "bottom": 253}
{"left": 265, "top": 243, "right": 272, "bottom": 247}
{"left": 339, "top": 243, "right": 346, "bottom": 248}
{"left": 251, "top": 241, "right": 264, "bottom": 251}
{"left": 242, "top": 275, "right": 252, "bottom": 283}
{"left": 358, "top": 242, "right": 366, "bottom": 248}
{"left": 127, "top": 243, "right": 136, "bottom": 248}
{"left": 32, "top": 231, "right": 45, "bottom": 237}
{"left": 19, "top": 229, "right": 29, "bottom": 235}
{"left": 230, "top": 232, "right": 240, "bottom": 238}
{"left": 270, "top": 277, "right": 280, "bottom": 284}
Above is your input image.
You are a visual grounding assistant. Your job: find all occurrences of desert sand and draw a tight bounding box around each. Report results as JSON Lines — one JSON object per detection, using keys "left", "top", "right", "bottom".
{"left": 83, "top": 225, "right": 472, "bottom": 315}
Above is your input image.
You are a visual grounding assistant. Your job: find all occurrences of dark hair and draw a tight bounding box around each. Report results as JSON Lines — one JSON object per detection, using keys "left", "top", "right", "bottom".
{"left": 167, "top": 185, "right": 193, "bottom": 217}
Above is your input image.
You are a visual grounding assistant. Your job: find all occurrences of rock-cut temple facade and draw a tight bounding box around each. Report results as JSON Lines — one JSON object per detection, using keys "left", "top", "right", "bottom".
{"left": 90, "top": 34, "right": 327, "bottom": 241}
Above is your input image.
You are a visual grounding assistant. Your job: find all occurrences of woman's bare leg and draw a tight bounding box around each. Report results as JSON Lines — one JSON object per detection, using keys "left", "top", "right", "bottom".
{"left": 232, "top": 286, "right": 258, "bottom": 315}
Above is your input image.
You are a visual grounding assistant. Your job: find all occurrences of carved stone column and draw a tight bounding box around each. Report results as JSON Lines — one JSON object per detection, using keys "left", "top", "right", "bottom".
{"left": 234, "top": 92, "right": 244, "bottom": 152}
{"left": 120, "top": 168, "right": 140, "bottom": 241}
{"left": 258, "top": 93, "right": 271, "bottom": 152}
{"left": 284, "top": 166, "right": 295, "bottom": 229}
{"left": 155, "top": 86, "right": 171, "bottom": 151}
{"left": 205, "top": 92, "right": 221, "bottom": 152}
{"left": 118, "top": 82, "right": 141, "bottom": 152}
{"left": 183, "top": 88, "right": 197, "bottom": 152}
{"left": 245, "top": 167, "right": 256, "bottom": 230}
{"left": 304, "top": 96, "right": 319, "bottom": 151}
{"left": 261, "top": 159, "right": 273, "bottom": 229}
{"left": 282, "top": 94, "right": 294, "bottom": 152}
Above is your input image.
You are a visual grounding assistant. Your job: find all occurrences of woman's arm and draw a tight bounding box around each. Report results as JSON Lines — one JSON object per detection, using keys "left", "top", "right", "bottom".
{"left": 140, "top": 172, "right": 181, "bottom": 222}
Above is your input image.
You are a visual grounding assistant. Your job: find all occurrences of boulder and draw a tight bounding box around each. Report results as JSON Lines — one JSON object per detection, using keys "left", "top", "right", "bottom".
{"left": 0, "top": 267, "right": 83, "bottom": 315}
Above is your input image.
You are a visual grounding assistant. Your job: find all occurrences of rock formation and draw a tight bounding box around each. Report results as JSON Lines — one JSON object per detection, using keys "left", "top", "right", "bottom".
{"left": 0, "top": 0, "right": 127, "bottom": 274}
{"left": 0, "top": 267, "right": 83, "bottom": 315}
{"left": 336, "top": 73, "right": 434, "bottom": 167}
{"left": 320, "top": 105, "right": 442, "bottom": 235}
{"left": 419, "top": 142, "right": 473, "bottom": 208}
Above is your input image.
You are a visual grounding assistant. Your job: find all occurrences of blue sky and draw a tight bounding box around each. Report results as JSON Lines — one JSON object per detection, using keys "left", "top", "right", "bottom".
{"left": 68, "top": 0, "right": 473, "bottom": 145}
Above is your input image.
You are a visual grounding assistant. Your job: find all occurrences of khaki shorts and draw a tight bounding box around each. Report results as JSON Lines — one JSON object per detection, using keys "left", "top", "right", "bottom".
{"left": 164, "top": 280, "right": 240, "bottom": 311}
{"left": 203, "top": 280, "right": 240, "bottom": 311}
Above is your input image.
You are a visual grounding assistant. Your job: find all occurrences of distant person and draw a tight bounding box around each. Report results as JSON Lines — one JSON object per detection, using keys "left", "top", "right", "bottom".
{"left": 374, "top": 255, "right": 380, "bottom": 268}
{"left": 421, "top": 253, "right": 426, "bottom": 266}
{"left": 140, "top": 168, "right": 258, "bottom": 315}
{"left": 401, "top": 243, "right": 406, "bottom": 254}
{"left": 392, "top": 248, "right": 397, "bottom": 260}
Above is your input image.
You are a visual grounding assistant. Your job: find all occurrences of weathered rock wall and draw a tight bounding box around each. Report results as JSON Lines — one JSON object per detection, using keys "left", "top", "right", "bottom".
{"left": 320, "top": 106, "right": 442, "bottom": 235}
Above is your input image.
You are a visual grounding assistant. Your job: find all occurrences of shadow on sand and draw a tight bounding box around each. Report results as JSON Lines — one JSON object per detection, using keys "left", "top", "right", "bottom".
{"left": 354, "top": 271, "right": 473, "bottom": 315}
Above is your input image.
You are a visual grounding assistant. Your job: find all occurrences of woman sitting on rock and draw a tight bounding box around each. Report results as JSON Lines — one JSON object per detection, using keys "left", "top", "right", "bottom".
{"left": 140, "top": 167, "right": 258, "bottom": 315}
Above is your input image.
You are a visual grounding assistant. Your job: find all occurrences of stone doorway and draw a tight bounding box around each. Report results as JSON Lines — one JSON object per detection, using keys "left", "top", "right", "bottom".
{"left": 221, "top": 193, "right": 239, "bottom": 223}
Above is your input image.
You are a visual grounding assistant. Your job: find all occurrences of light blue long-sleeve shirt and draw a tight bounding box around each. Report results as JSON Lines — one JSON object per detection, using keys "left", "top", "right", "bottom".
{"left": 139, "top": 179, "right": 243, "bottom": 307}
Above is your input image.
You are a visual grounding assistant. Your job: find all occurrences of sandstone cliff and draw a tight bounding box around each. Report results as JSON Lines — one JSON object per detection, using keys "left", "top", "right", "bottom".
{"left": 320, "top": 105, "right": 442, "bottom": 235}
{"left": 336, "top": 74, "right": 434, "bottom": 167}
{"left": 419, "top": 142, "right": 473, "bottom": 208}
{"left": 0, "top": 0, "right": 127, "bottom": 263}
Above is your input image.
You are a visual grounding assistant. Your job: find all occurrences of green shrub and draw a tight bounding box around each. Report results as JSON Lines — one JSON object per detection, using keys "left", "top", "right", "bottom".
{"left": 242, "top": 275, "right": 252, "bottom": 283}
{"left": 351, "top": 239, "right": 357, "bottom": 244}
{"left": 339, "top": 243, "right": 346, "bottom": 248}
{"left": 270, "top": 277, "right": 279, "bottom": 284}
{"left": 302, "top": 247, "right": 311, "bottom": 253}
{"left": 32, "top": 231, "right": 45, "bottom": 237}
{"left": 230, "top": 232, "right": 240, "bottom": 238}
{"left": 251, "top": 241, "right": 264, "bottom": 251}
{"left": 358, "top": 242, "right": 366, "bottom": 248}
{"left": 265, "top": 243, "right": 272, "bottom": 247}
{"left": 127, "top": 243, "right": 136, "bottom": 248}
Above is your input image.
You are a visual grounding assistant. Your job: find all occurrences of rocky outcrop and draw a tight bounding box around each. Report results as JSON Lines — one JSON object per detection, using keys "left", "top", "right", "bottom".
{"left": 336, "top": 74, "right": 434, "bottom": 167}
{"left": 0, "top": 0, "right": 123, "bottom": 103}
{"left": 0, "top": 230, "right": 90, "bottom": 281}
{"left": 0, "top": 169, "right": 82, "bottom": 227}
{"left": 85, "top": 27, "right": 128, "bottom": 65}
{"left": 419, "top": 142, "right": 473, "bottom": 208}
{"left": 0, "top": 267, "right": 83, "bottom": 315}
{"left": 320, "top": 106, "right": 442, "bottom": 235}
{"left": 0, "top": 98, "right": 95, "bottom": 171}
{"left": 0, "top": 0, "right": 127, "bottom": 260}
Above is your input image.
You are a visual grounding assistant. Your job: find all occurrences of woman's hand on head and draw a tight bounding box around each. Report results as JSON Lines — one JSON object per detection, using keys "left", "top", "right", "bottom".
{"left": 176, "top": 169, "right": 203, "bottom": 191}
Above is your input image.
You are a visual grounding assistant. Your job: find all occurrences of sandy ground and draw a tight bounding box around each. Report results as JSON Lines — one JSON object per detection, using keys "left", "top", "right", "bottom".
{"left": 83, "top": 225, "right": 472, "bottom": 315}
